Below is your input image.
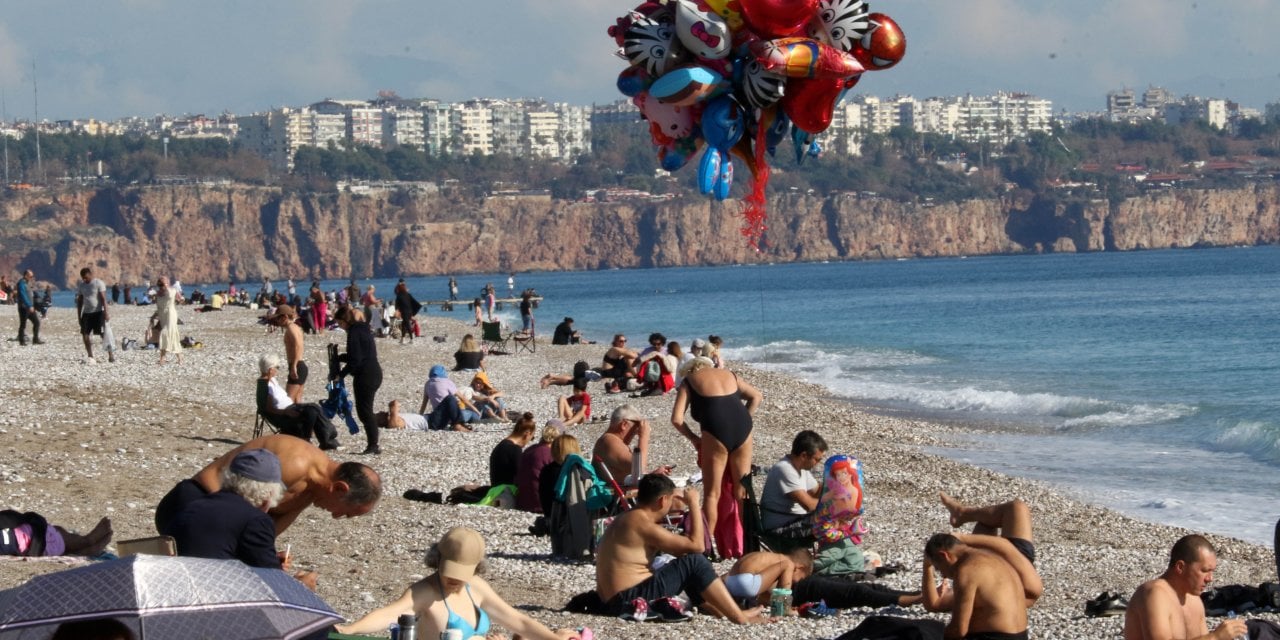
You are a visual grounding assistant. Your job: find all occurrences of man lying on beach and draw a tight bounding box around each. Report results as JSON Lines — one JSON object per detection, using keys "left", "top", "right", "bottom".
{"left": 595, "top": 474, "right": 767, "bottom": 624}
{"left": 922, "top": 494, "right": 1043, "bottom": 640}
{"left": 154, "top": 434, "right": 381, "bottom": 536}
{"left": 1123, "top": 534, "right": 1247, "bottom": 640}
{"left": 376, "top": 399, "right": 429, "bottom": 431}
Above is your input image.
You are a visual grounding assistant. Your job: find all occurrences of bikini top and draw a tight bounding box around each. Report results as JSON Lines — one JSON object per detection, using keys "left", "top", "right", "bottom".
{"left": 440, "top": 576, "right": 490, "bottom": 638}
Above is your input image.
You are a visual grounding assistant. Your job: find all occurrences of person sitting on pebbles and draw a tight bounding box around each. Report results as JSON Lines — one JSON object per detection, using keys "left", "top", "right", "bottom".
{"left": 335, "top": 527, "right": 583, "bottom": 639}
{"left": 1123, "top": 534, "right": 1247, "bottom": 640}
{"left": 154, "top": 433, "right": 381, "bottom": 536}
{"left": 0, "top": 510, "right": 113, "bottom": 557}
{"left": 921, "top": 493, "right": 1044, "bottom": 640}
{"left": 595, "top": 474, "right": 766, "bottom": 624}
{"left": 557, "top": 378, "right": 591, "bottom": 427}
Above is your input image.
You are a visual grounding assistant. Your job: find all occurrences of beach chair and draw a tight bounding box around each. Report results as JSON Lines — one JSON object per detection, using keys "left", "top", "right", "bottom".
{"left": 741, "top": 471, "right": 814, "bottom": 554}
{"left": 592, "top": 455, "right": 633, "bottom": 514}
{"left": 481, "top": 321, "right": 509, "bottom": 354}
{"left": 253, "top": 379, "right": 282, "bottom": 440}
{"left": 511, "top": 330, "right": 536, "bottom": 354}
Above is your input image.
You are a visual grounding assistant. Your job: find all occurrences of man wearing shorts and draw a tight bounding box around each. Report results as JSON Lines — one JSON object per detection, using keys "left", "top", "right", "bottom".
{"left": 75, "top": 267, "right": 115, "bottom": 363}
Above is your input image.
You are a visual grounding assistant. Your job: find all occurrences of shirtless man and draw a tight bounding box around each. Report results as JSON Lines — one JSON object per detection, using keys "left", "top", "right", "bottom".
{"left": 268, "top": 304, "right": 308, "bottom": 403}
{"left": 154, "top": 434, "right": 381, "bottom": 536}
{"left": 1123, "top": 535, "right": 1247, "bottom": 640}
{"left": 923, "top": 493, "right": 1044, "bottom": 640}
{"left": 592, "top": 405, "right": 672, "bottom": 486}
{"left": 595, "top": 474, "right": 764, "bottom": 624}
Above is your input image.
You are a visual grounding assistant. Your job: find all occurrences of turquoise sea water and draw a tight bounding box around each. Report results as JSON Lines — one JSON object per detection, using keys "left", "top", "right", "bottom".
{"left": 71, "top": 246, "right": 1280, "bottom": 543}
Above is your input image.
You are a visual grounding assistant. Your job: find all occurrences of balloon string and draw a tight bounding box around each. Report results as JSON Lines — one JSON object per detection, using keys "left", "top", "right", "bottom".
{"left": 740, "top": 115, "right": 771, "bottom": 249}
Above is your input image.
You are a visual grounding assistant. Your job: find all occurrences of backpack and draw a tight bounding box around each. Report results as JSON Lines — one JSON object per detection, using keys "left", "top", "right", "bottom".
{"left": 640, "top": 358, "right": 663, "bottom": 383}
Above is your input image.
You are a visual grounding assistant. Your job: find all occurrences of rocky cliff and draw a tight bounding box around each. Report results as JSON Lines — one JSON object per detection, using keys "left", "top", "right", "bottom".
{"left": 3, "top": 183, "right": 1278, "bottom": 288}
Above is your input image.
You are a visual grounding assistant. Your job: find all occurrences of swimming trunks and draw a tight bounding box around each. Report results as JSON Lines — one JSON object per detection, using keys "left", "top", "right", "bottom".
{"left": 685, "top": 379, "right": 753, "bottom": 452}
{"left": 723, "top": 573, "right": 762, "bottom": 601}
{"left": 440, "top": 575, "right": 490, "bottom": 638}
{"left": 1008, "top": 537, "right": 1036, "bottom": 565}
{"left": 964, "top": 631, "right": 1028, "bottom": 640}
{"left": 286, "top": 360, "right": 308, "bottom": 385}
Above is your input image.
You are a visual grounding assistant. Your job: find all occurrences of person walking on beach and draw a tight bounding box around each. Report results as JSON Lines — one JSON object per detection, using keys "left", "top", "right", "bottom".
{"left": 154, "top": 433, "right": 381, "bottom": 536}
{"left": 1123, "top": 535, "right": 1247, "bottom": 640}
{"left": 448, "top": 276, "right": 458, "bottom": 301}
{"left": 75, "top": 267, "right": 115, "bottom": 363}
{"left": 393, "top": 280, "right": 421, "bottom": 345}
{"left": 154, "top": 276, "right": 182, "bottom": 365}
{"left": 333, "top": 305, "right": 384, "bottom": 455}
{"left": 15, "top": 269, "right": 42, "bottom": 346}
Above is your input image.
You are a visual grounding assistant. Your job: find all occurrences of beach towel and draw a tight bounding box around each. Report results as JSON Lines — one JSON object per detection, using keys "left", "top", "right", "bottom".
{"left": 813, "top": 454, "right": 867, "bottom": 546}
{"left": 714, "top": 473, "right": 744, "bottom": 559}
{"left": 556, "top": 455, "right": 614, "bottom": 512}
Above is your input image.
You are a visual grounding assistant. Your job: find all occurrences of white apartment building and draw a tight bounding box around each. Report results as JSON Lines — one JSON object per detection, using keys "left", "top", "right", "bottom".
{"left": 347, "top": 106, "right": 384, "bottom": 147}
{"left": 382, "top": 107, "right": 425, "bottom": 148}
{"left": 456, "top": 102, "right": 494, "bottom": 156}
{"left": 236, "top": 107, "right": 313, "bottom": 172}
{"left": 557, "top": 103, "right": 591, "bottom": 160}
{"left": 527, "top": 108, "right": 560, "bottom": 159}
{"left": 423, "top": 101, "right": 455, "bottom": 156}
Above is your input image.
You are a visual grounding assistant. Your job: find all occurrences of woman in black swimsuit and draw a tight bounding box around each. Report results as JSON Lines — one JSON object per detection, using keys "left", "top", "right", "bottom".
{"left": 670, "top": 356, "right": 763, "bottom": 549}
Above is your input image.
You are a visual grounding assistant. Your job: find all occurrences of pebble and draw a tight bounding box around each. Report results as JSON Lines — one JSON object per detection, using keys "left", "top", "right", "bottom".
{"left": 0, "top": 304, "right": 1276, "bottom": 639}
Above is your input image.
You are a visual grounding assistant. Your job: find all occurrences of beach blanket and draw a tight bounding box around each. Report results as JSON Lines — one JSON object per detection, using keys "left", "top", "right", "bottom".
{"left": 813, "top": 454, "right": 867, "bottom": 546}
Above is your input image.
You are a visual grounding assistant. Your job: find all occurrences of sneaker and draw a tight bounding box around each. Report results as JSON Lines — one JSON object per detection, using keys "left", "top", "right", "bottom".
{"left": 799, "top": 599, "right": 839, "bottom": 618}
{"left": 618, "top": 597, "right": 650, "bottom": 622}
{"left": 648, "top": 597, "right": 693, "bottom": 622}
{"left": 1084, "top": 591, "right": 1128, "bottom": 617}
{"left": 359, "top": 445, "right": 381, "bottom": 455}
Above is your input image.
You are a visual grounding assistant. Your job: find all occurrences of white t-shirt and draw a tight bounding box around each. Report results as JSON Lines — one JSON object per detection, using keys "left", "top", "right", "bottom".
{"left": 267, "top": 378, "right": 294, "bottom": 410}
{"left": 77, "top": 278, "right": 107, "bottom": 314}
{"left": 400, "top": 412, "right": 429, "bottom": 432}
{"left": 760, "top": 457, "right": 817, "bottom": 529}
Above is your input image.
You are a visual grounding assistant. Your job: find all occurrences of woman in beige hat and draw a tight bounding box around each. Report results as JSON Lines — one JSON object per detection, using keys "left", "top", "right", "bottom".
{"left": 335, "top": 527, "right": 582, "bottom": 639}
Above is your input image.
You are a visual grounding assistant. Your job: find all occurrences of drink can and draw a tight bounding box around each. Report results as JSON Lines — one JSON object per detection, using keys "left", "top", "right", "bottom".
{"left": 388, "top": 623, "right": 399, "bottom": 640}
{"left": 441, "top": 630, "right": 464, "bottom": 640}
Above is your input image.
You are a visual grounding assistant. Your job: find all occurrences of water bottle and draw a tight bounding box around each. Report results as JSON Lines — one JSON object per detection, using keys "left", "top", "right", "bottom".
{"left": 770, "top": 587, "right": 792, "bottom": 617}
{"left": 1227, "top": 611, "right": 1247, "bottom": 640}
{"left": 631, "top": 446, "right": 642, "bottom": 482}
{"left": 397, "top": 613, "right": 417, "bottom": 640}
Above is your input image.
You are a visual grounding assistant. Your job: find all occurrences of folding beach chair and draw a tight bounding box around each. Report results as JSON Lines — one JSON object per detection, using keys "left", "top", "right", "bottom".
{"left": 481, "top": 321, "right": 509, "bottom": 354}
{"left": 591, "top": 455, "right": 633, "bottom": 514}
{"left": 511, "top": 330, "right": 536, "bottom": 354}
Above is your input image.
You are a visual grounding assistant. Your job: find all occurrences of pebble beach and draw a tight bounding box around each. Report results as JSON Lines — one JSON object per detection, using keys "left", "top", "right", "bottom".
{"left": 0, "top": 303, "right": 1275, "bottom": 639}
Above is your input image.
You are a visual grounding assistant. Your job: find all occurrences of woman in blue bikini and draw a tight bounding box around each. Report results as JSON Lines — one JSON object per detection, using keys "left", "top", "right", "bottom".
{"left": 335, "top": 527, "right": 581, "bottom": 639}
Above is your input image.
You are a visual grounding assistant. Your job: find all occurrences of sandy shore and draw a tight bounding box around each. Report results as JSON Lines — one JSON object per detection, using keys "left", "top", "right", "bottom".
{"left": 0, "top": 303, "right": 1275, "bottom": 639}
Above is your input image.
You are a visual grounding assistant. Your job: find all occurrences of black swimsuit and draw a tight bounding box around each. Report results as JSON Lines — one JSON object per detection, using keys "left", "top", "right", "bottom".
{"left": 686, "top": 379, "right": 753, "bottom": 452}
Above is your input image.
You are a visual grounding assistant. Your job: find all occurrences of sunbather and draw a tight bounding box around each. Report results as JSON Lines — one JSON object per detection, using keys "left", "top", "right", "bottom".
{"left": 1124, "top": 534, "right": 1246, "bottom": 640}
{"left": 722, "top": 549, "right": 812, "bottom": 612}
{"left": 0, "top": 510, "right": 113, "bottom": 557}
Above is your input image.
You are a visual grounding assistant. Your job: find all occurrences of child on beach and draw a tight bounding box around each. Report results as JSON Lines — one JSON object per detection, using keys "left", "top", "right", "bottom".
{"left": 557, "top": 378, "right": 591, "bottom": 426}
{"left": 722, "top": 549, "right": 813, "bottom": 613}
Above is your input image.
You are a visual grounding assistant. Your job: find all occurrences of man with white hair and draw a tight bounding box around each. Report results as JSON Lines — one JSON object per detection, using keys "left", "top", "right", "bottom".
{"left": 592, "top": 404, "right": 673, "bottom": 487}
{"left": 169, "top": 450, "right": 294, "bottom": 570}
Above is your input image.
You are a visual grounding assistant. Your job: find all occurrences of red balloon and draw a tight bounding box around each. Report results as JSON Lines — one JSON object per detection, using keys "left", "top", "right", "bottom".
{"left": 739, "top": 0, "right": 820, "bottom": 39}
{"left": 852, "top": 13, "right": 906, "bottom": 70}
{"left": 782, "top": 76, "right": 843, "bottom": 134}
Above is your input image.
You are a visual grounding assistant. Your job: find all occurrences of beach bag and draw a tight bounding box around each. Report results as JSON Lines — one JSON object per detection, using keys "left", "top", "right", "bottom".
{"left": 477, "top": 484, "right": 517, "bottom": 509}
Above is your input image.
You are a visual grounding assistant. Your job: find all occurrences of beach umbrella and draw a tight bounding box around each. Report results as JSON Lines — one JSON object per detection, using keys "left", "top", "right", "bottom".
{"left": 0, "top": 555, "right": 340, "bottom": 640}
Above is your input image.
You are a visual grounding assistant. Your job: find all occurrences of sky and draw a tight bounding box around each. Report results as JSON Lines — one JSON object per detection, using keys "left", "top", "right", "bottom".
{"left": 1, "top": 0, "right": 1279, "bottom": 121}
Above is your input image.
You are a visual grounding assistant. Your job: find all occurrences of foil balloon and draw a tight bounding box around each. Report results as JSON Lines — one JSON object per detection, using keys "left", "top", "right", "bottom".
{"left": 757, "top": 106, "right": 791, "bottom": 156}
{"left": 791, "top": 126, "right": 820, "bottom": 164}
{"left": 751, "top": 37, "right": 864, "bottom": 79}
{"left": 739, "top": 0, "right": 819, "bottom": 39}
{"left": 624, "top": 18, "right": 683, "bottom": 77}
{"left": 616, "top": 65, "right": 651, "bottom": 97}
{"left": 636, "top": 91, "right": 697, "bottom": 139}
{"left": 813, "top": 0, "right": 870, "bottom": 52}
{"left": 852, "top": 12, "right": 906, "bottom": 70}
{"left": 650, "top": 65, "right": 725, "bottom": 105}
{"left": 608, "top": 3, "right": 668, "bottom": 47}
{"left": 697, "top": 96, "right": 745, "bottom": 200}
{"left": 701, "top": 0, "right": 746, "bottom": 32}
{"left": 736, "top": 58, "right": 786, "bottom": 110}
{"left": 674, "top": 0, "right": 732, "bottom": 60}
{"left": 660, "top": 135, "right": 703, "bottom": 171}
{"left": 781, "top": 76, "right": 843, "bottom": 134}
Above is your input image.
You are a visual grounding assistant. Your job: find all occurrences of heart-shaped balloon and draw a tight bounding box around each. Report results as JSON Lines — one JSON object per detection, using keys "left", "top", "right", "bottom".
{"left": 739, "top": 0, "right": 820, "bottom": 39}
{"left": 781, "top": 76, "right": 843, "bottom": 134}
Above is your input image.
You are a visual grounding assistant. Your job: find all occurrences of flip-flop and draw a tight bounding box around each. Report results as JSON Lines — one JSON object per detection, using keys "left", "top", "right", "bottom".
{"left": 1084, "top": 591, "right": 1128, "bottom": 617}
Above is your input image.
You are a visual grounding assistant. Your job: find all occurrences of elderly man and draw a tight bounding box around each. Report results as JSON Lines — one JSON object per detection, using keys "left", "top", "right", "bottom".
{"left": 257, "top": 354, "right": 340, "bottom": 449}
{"left": 169, "top": 449, "right": 317, "bottom": 588}
{"left": 592, "top": 404, "right": 672, "bottom": 486}
{"left": 1124, "top": 535, "right": 1247, "bottom": 640}
{"left": 596, "top": 474, "right": 764, "bottom": 623}
{"left": 155, "top": 434, "right": 380, "bottom": 536}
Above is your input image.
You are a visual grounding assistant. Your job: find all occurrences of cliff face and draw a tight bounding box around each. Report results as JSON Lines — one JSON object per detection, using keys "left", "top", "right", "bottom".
{"left": 3, "top": 183, "right": 1278, "bottom": 288}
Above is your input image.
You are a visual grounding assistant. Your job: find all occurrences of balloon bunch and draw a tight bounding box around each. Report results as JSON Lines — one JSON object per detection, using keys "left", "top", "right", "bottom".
{"left": 609, "top": 0, "right": 905, "bottom": 245}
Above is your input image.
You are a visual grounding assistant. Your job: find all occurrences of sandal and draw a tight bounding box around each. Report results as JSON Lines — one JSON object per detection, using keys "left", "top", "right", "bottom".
{"left": 1084, "top": 591, "right": 1128, "bottom": 617}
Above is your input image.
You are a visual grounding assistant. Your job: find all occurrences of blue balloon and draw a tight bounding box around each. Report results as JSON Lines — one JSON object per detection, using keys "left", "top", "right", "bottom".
{"left": 700, "top": 96, "right": 744, "bottom": 152}
{"left": 697, "top": 147, "right": 721, "bottom": 195}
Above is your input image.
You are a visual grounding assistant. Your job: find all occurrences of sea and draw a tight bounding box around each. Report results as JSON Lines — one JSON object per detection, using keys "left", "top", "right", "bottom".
{"left": 56, "top": 246, "right": 1280, "bottom": 544}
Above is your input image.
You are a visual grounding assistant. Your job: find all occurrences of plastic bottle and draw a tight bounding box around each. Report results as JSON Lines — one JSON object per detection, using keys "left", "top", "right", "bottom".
{"left": 770, "top": 588, "right": 792, "bottom": 617}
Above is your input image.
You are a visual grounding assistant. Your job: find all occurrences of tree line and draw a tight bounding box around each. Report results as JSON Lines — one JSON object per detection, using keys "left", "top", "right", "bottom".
{"left": 3, "top": 114, "right": 1279, "bottom": 204}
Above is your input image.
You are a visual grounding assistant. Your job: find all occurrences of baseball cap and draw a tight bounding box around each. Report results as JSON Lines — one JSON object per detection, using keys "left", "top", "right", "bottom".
{"left": 438, "top": 527, "right": 485, "bottom": 581}
{"left": 229, "top": 449, "right": 282, "bottom": 483}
